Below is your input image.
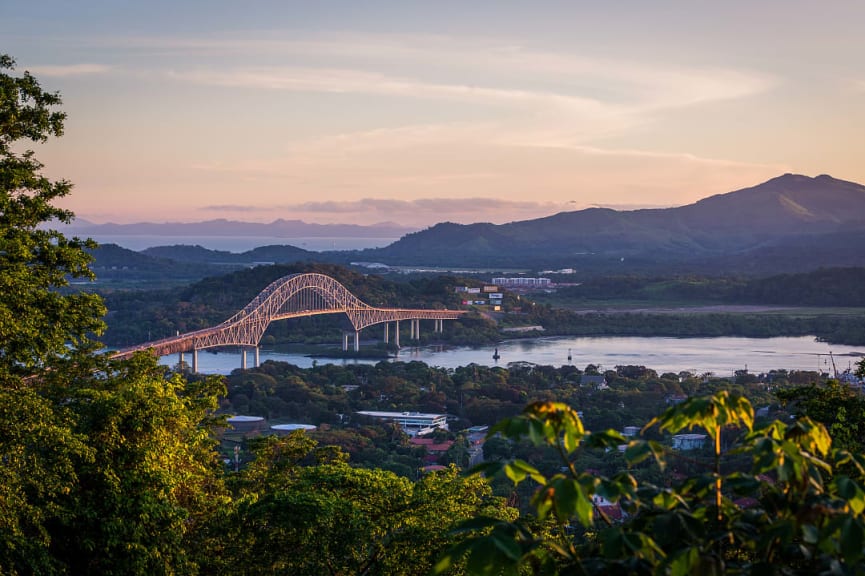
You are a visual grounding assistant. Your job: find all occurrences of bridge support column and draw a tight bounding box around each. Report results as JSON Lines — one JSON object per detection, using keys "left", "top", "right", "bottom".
{"left": 254, "top": 346, "right": 260, "bottom": 368}
{"left": 178, "top": 351, "right": 184, "bottom": 371}
{"left": 383, "top": 323, "right": 389, "bottom": 344}
{"left": 241, "top": 348, "right": 247, "bottom": 370}
{"left": 342, "top": 332, "right": 349, "bottom": 352}
{"left": 192, "top": 349, "right": 198, "bottom": 373}
{"left": 394, "top": 321, "right": 400, "bottom": 348}
{"left": 412, "top": 319, "right": 420, "bottom": 340}
{"left": 354, "top": 331, "right": 360, "bottom": 352}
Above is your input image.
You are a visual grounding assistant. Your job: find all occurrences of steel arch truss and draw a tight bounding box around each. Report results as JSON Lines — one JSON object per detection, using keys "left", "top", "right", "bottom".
{"left": 113, "top": 272, "right": 465, "bottom": 358}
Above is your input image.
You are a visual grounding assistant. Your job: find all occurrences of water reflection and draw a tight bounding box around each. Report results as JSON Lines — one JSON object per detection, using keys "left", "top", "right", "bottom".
{"left": 160, "top": 335, "right": 864, "bottom": 376}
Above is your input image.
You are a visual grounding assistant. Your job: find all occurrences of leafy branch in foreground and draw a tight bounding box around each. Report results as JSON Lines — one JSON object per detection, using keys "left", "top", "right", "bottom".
{"left": 436, "top": 391, "right": 865, "bottom": 575}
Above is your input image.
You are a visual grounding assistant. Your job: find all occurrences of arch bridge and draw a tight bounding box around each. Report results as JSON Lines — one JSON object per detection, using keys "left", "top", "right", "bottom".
{"left": 112, "top": 272, "right": 466, "bottom": 371}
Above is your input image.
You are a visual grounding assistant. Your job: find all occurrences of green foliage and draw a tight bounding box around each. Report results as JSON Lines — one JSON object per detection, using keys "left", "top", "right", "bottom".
{"left": 0, "top": 54, "right": 104, "bottom": 381}
{"left": 216, "top": 434, "right": 516, "bottom": 575}
{"left": 439, "top": 391, "right": 865, "bottom": 575}
{"left": 776, "top": 380, "right": 865, "bottom": 454}
{"left": 0, "top": 386, "right": 87, "bottom": 574}
{"left": 43, "top": 356, "right": 228, "bottom": 575}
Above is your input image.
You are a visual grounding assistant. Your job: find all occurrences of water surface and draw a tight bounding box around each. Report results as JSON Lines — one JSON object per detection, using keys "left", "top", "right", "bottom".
{"left": 160, "top": 335, "right": 863, "bottom": 376}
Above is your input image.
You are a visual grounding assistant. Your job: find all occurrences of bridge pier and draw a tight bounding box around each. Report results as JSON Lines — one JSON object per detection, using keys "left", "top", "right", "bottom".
{"left": 179, "top": 351, "right": 185, "bottom": 372}
{"left": 342, "top": 331, "right": 360, "bottom": 352}
{"left": 241, "top": 348, "right": 247, "bottom": 370}
{"left": 383, "top": 323, "right": 389, "bottom": 344}
{"left": 192, "top": 349, "right": 198, "bottom": 373}
{"left": 395, "top": 321, "right": 400, "bottom": 348}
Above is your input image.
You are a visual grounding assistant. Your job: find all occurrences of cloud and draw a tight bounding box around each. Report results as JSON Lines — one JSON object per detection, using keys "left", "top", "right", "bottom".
{"left": 159, "top": 31, "right": 773, "bottom": 125}
{"left": 104, "top": 31, "right": 774, "bottom": 108}
{"left": 176, "top": 66, "right": 610, "bottom": 116}
{"left": 291, "top": 197, "right": 564, "bottom": 215}
{"left": 199, "top": 204, "right": 262, "bottom": 212}
{"left": 193, "top": 196, "right": 573, "bottom": 227}
{"left": 26, "top": 63, "right": 113, "bottom": 77}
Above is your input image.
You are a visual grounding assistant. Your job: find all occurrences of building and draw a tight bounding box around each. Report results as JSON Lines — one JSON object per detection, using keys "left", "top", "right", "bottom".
{"left": 356, "top": 410, "right": 448, "bottom": 436}
{"left": 409, "top": 437, "right": 455, "bottom": 464}
{"left": 226, "top": 415, "right": 266, "bottom": 434}
{"left": 672, "top": 433, "right": 707, "bottom": 451}
{"left": 492, "top": 277, "right": 551, "bottom": 288}
{"left": 580, "top": 374, "right": 608, "bottom": 389}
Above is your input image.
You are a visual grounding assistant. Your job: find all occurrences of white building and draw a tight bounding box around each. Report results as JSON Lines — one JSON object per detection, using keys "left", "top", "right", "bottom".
{"left": 356, "top": 411, "right": 448, "bottom": 436}
{"left": 672, "top": 433, "right": 707, "bottom": 451}
{"left": 492, "top": 277, "right": 551, "bottom": 288}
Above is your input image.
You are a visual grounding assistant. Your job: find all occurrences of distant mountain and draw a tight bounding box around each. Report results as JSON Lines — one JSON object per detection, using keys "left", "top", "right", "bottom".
{"left": 61, "top": 218, "right": 416, "bottom": 239}
{"left": 142, "top": 244, "right": 318, "bottom": 264}
{"left": 359, "top": 174, "right": 865, "bottom": 273}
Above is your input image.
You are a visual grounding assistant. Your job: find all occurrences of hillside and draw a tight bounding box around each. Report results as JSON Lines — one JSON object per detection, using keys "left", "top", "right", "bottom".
{"left": 359, "top": 174, "right": 865, "bottom": 272}
{"left": 142, "top": 243, "right": 317, "bottom": 264}
{"left": 87, "top": 244, "right": 236, "bottom": 288}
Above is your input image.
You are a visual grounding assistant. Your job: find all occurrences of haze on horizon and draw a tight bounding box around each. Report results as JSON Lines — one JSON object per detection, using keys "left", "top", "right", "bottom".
{"left": 4, "top": 1, "right": 863, "bottom": 229}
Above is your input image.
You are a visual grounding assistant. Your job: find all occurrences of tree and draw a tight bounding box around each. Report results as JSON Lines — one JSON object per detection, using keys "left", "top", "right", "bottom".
{"left": 0, "top": 54, "right": 104, "bottom": 383}
{"left": 217, "top": 434, "right": 516, "bottom": 575}
{"left": 0, "top": 57, "right": 228, "bottom": 575}
{"left": 776, "top": 380, "right": 865, "bottom": 454}
{"left": 43, "top": 356, "right": 228, "bottom": 575}
{"left": 437, "top": 392, "right": 865, "bottom": 575}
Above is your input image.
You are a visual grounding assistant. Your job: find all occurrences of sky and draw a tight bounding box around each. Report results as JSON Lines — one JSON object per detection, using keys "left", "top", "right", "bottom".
{"left": 3, "top": 1, "right": 864, "bottom": 228}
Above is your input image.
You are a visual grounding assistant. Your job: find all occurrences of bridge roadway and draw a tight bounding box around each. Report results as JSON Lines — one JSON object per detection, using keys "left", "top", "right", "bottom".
{"left": 112, "top": 272, "right": 466, "bottom": 371}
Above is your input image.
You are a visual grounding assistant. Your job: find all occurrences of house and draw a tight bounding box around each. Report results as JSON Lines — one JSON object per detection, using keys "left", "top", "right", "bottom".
{"left": 409, "top": 437, "right": 455, "bottom": 464}
{"left": 592, "top": 495, "right": 624, "bottom": 522}
{"left": 580, "top": 374, "right": 608, "bottom": 389}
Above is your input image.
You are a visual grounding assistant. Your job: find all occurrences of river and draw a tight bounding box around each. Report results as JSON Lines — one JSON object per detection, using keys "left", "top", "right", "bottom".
{"left": 159, "top": 335, "right": 864, "bottom": 377}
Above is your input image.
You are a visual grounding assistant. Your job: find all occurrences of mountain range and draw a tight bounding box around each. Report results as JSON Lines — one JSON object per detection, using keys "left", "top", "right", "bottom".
{"left": 87, "top": 173, "right": 865, "bottom": 277}
{"left": 360, "top": 173, "right": 865, "bottom": 273}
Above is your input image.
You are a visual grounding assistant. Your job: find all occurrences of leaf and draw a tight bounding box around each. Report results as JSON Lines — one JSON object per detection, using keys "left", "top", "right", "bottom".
{"left": 624, "top": 440, "right": 651, "bottom": 466}
{"left": 840, "top": 517, "right": 864, "bottom": 564}
{"left": 503, "top": 460, "right": 546, "bottom": 486}
{"left": 835, "top": 476, "right": 865, "bottom": 515}
{"left": 668, "top": 547, "right": 700, "bottom": 576}
{"left": 801, "top": 524, "right": 819, "bottom": 545}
